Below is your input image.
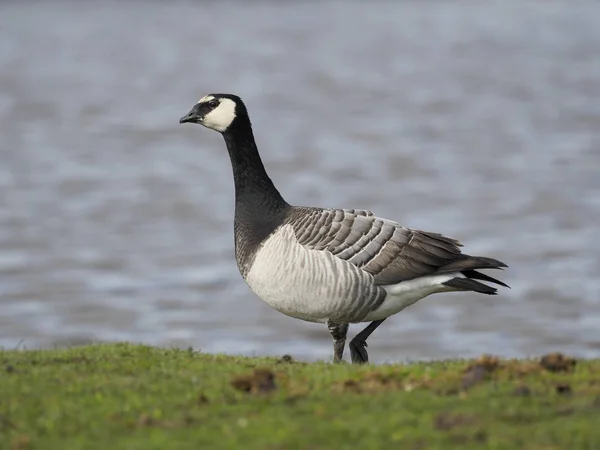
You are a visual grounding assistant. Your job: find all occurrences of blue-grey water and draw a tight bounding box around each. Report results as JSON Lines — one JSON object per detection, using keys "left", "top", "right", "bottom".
{"left": 1, "top": 1, "right": 599, "bottom": 363}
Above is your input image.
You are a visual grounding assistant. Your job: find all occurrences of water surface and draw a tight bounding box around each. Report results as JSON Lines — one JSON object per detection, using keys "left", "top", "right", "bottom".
{"left": 1, "top": 1, "right": 599, "bottom": 362}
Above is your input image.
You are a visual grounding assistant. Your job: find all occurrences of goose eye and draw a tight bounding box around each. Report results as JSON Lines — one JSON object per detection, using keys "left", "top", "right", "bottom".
{"left": 208, "top": 100, "right": 218, "bottom": 108}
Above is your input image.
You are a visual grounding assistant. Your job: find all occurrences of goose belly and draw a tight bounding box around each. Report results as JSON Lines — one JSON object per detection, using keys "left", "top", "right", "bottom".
{"left": 243, "top": 226, "right": 382, "bottom": 323}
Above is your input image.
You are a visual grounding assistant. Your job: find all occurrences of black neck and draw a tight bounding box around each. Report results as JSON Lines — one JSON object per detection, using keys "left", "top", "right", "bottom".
{"left": 221, "top": 115, "right": 290, "bottom": 271}
{"left": 222, "top": 118, "right": 289, "bottom": 214}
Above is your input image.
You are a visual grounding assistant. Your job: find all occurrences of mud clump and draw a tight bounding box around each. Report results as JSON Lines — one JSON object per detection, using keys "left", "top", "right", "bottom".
{"left": 137, "top": 414, "right": 157, "bottom": 427}
{"left": 471, "top": 355, "right": 502, "bottom": 373}
{"left": 461, "top": 355, "right": 500, "bottom": 390}
{"left": 231, "top": 368, "right": 277, "bottom": 394}
{"left": 461, "top": 365, "right": 489, "bottom": 391}
{"left": 0, "top": 414, "right": 15, "bottom": 431}
{"left": 540, "top": 353, "right": 576, "bottom": 373}
{"left": 10, "top": 434, "right": 31, "bottom": 450}
{"left": 555, "top": 384, "right": 572, "bottom": 396}
{"left": 434, "top": 412, "right": 476, "bottom": 431}
{"left": 197, "top": 393, "right": 210, "bottom": 405}
{"left": 341, "top": 379, "right": 363, "bottom": 393}
{"left": 337, "top": 372, "right": 406, "bottom": 394}
{"left": 512, "top": 385, "right": 532, "bottom": 397}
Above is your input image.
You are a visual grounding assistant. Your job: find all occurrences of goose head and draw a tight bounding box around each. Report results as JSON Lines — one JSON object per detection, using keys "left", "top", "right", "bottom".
{"left": 179, "top": 93, "right": 245, "bottom": 133}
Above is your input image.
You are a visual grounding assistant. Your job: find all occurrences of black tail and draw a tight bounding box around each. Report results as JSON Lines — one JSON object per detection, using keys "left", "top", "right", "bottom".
{"left": 461, "top": 269, "right": 510, "bottom": 288}
{"left": 440, "top": 255, "right": 510, "bottom": 295}
{"left": 443, "top": 277, "right": 499, "bottom": 295}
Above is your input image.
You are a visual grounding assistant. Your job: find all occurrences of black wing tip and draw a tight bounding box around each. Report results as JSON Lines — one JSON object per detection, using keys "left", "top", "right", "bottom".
{"left": 491, "top": 278, "right": 510, "bottom": 289}
{"left": 480, "top": 257, "right": 508, "bottom": 269}
{"left": 443, "top": 278, "right": 499, "bottom": 295}
{"left": 461, "top": 269, "right": 510, "bottom": 289}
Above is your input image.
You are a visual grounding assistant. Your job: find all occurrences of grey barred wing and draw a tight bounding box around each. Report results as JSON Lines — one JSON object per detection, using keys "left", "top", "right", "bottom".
{"left": 288, "top": 208, "right": 463, "bottom": 285}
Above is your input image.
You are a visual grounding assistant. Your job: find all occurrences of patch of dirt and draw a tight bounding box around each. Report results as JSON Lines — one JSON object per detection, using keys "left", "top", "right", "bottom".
{"left": 474, "top": 430, "right": 488, "bottom": 443}
{"left": 434, "top": 412, "right": 476, "bottom": 431}
{"left": 137, "top": 414, "right": 157, "bottom": 427}
{"left": 339, "top": 379, "right": 362, "bottom": 393}
{"left": 197, "top": 393, "right": 210, "bottom": 405}
{"left": 555, "top": 407, "right": 575, "bottom": 416}
{"left": 512, "top": 385, "right": 532, "bottom": 397}
{"left": 461, "top": 355, "right": 500, "bottom": 390}
{"left": 555, "top": 384, "right": 572, "bottom": 396}
{"left": 0, "top": 414, "right": 16, "bottom": 431}
{"left": 469, "top": 355, "right": 501, "bottom": 372}
{"left": 461, "top": 365, "right": 489, "bottom": 390}
{"left": 335, "top": 353, "right": 580, "bottom": 397}
{"left": 408, "top": 439, "right": 428, "bottom": 450}
{"left": 283, "top": 394, "right": 303, "bottom": 406}
{"left": 231, "top": 368, "right": 277, "bottom": 394}
{"left": 540, "top": 353, "right": 576, "bottom": 373}
{"left": 10, "top": 435, "right": 31, "bottom": 450}
{"left": 336, "top": 372, "right": 406, "bottom": 393}
{"left": 502, "top": 359, "right": 542, "bottom": 378}
{"left": 136, "top": 413, "right": 197, "bottom": 429}
{"left": 460, "top": 353, "right": 577, "bottom": 390}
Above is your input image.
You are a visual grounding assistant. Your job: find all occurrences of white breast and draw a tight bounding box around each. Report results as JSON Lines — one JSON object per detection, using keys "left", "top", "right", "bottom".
{"left": 244, "top": 225, "right": 377, "bottom": 323}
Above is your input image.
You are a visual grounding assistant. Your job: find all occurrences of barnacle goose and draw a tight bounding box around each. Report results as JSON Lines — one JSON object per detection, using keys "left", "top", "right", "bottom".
{"left": 179, "top": 94, "right": 509, "bottom": 364}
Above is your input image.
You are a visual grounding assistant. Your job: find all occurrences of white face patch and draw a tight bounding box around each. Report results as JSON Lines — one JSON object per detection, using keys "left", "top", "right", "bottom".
{"left": 200, "top": 98, "right": 237, "bottom": 132}
{"left": 198, "top": 95, "right": 214, "bottom": 103}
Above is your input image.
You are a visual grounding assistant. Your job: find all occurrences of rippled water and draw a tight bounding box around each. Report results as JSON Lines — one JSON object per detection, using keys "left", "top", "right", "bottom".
{"left": 1, "top": 1, "right": 599, "bottom": 362}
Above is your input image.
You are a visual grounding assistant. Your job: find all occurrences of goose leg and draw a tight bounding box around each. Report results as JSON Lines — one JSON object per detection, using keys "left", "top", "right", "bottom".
{"left": 327, "top": 320, "right": 349, "bottom": 363}
{"left": 349, "top": 319, "right": 386, "bottom": 364}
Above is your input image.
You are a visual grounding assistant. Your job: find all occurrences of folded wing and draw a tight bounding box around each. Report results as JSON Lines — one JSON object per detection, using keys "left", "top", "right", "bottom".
{"left": 287, "top": 207, "right": 507, "bottom": 286}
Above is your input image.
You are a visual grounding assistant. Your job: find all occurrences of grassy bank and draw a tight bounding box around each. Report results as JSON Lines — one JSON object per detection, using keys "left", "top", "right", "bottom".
{"left": 0, "top": 344, "right": 598, "bottom": 449}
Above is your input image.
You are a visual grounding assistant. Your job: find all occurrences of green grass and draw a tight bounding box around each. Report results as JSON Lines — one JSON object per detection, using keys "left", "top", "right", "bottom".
{"left": 1, "top": 344, "right": 599, "bottom": 450}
